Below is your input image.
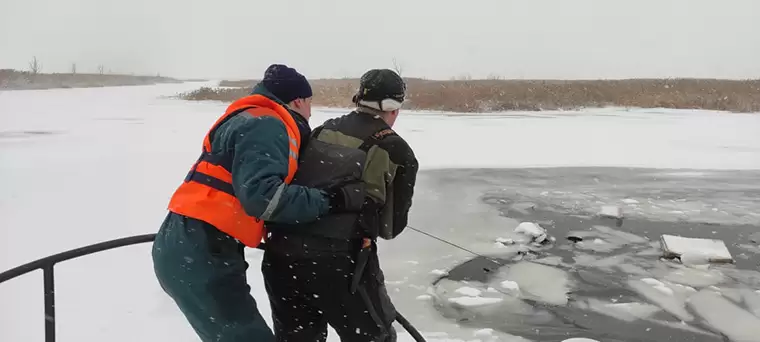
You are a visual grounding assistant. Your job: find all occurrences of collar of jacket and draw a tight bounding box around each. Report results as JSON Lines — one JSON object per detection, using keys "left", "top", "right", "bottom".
{"left": 354, "top": 108, "right": 392, "bottom": 130}
{"left": 251, "top": 82, "right": 312, "bottom": 147}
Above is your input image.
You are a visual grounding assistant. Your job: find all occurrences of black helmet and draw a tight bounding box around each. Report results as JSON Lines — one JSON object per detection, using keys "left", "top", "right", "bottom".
{"left": 352, "top": 69, "right": 406, "bottom": 111}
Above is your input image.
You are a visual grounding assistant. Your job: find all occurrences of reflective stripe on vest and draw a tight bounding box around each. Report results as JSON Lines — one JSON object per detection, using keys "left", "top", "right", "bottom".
{"left": 167, "top": 94, "right": 301, "bottom": 247}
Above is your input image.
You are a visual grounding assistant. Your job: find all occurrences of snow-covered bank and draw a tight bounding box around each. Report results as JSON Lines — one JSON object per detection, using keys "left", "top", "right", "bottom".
{"left": 1, "top": 83, "right": 759, "bottom": 342}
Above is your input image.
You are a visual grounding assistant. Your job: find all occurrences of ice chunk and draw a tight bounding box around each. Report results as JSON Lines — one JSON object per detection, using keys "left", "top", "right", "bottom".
{"left": 514, "top": 222, "right": 548, "bottom": 243}
{"left": 660, "top": 234, "right": 734, "bottom": 264}
{"left": 629, "top": 278, "right": 694, "bottom": 322}
{"left": 495, "top": 237, "right": 515, "bottom": 245}
{"left": 640, "top": 278, "right": 676, "bottom": 295}
{"left": 500, "top": 280, "right": 520, "bottom": 293}
{"left": 679, "top": 253, "right": 713, "bottom": 268}
{"left": 740, "top": 289, "right": 760, "bottom": 317}
{"left": 493, "top": 241, "right": 509, "bottom": 249}
{"left": 501, "top": 261, "right": 569, "bottom": 306}
{"left": 416, "top": 294, "right": 432, "bottom": 301}
{"left": 641, "top": 278, "right": 673, "bottom": 296}
{"left": 430, "top": 269, "right": 448, "bottom": 276}
{"left": 604, "top": 302, "right": 662, "bottom": 321}
{"left": 622, "top": 198, "right": 640, "bottom": 204}
{"left": 561, "top": 338, "right": 600, "bottom": 342}
{"left": 573, "top": 239, "right": 620, "bottom": 253}
{"left": 641, "top": 278, "right": 664, "bottom": 286}
{"left": 687, "top": 289, "right": 760, "bottom": 342}
{"left": 598, "top": 205, "right": 623, "bottom": 219}
{"left": 584, "top": 298, "right": 661, "bottom": 322}
{"left": 448, "top": 296, "right": 503, "bottom": 307}
{"left": 616, "top": 263, "right": 650, "bottom": 276}
{"left": 455, "top": 286, "right": 482, "bottom": 297}
{"left": 473, "top": 328, "right": 494, "bottom": 337}
{"left": 720, "top": 287, "right": 743, "bottom": 303}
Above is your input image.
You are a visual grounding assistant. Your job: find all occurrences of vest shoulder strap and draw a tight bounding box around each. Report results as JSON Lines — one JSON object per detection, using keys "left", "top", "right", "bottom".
{"left": 357, "top": 127, "right": 397, "bottom": 152}
{"left": 312, "top": 124, "right": 396, "bottom": 153}
{"left": 205, "top": 105, "right": 257, "bottom": 151}
{"left": 311, "top": 125, "right": 325, "bottom": 140}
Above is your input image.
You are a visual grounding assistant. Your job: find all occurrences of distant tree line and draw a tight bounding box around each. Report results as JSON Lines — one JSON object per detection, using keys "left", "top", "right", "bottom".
{"left": 26, "top": 56, "right": 151, "bottom": 77}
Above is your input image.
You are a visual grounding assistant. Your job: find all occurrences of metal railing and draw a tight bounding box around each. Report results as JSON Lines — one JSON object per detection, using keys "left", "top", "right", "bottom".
{"left": 0, "top": 233, "right": 425, "bottom": 342}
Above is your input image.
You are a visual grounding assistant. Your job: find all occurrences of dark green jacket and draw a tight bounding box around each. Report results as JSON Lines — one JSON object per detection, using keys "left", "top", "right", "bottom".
{"left": 272, "top": 109, "right": 419, "bottom": 240}
{"left": 207, "top": 83, "right": 329, "bottom": 225}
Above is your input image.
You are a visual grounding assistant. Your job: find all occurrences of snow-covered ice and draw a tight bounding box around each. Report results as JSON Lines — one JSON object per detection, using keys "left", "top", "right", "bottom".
{"left": 499, "top": 262, "right": 570, "bottom": 306}
{"left": 448, "top": 296, "right": 504, "bottom": 307}
{"left": 2, "top": 83, "right": 760, "bottom": 342}
{"left": 513, "top": 222, "right": 548, "bottom": 243}
{"left": 660, "top": 234, "right": 734, "bottom": 264}
{"left": 687, "top": 290, "right": 760, "bottom": 342}
{"left": 473, "top": 328, "right": 494, "bottom": 337}
{"left": 499, "top": 280, "right": 520, "bottom": 293}
{"left": 430, "top": 269, "right": 449, "bottom": 276}
{"left": 454, "top": 286, "right": 483, "bottom": 297}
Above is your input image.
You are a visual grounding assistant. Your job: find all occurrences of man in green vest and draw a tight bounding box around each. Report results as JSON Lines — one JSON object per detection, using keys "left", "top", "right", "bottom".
{"left": 262, "top": 69, "right": 419, "bottom": 342}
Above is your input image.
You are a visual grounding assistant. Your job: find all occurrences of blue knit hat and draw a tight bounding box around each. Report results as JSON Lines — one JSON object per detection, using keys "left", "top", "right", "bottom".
{"left": 259, "top": 64, "right": 313, "bottom": 104}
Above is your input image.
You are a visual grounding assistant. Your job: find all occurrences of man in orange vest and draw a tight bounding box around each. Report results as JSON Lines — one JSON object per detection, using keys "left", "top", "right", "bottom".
{"left": 151, "top": 64, "right": 366, "bottom": 342}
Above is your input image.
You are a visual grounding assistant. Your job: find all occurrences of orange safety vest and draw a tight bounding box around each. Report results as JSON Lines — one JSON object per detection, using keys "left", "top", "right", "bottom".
{"left": 167, "top": 94, "right": 301, "bottom": 247}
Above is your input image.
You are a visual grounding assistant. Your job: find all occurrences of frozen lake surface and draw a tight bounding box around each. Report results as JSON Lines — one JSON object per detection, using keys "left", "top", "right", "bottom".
{"left": 1, "top": 83, "right": 760, "bottom": 342}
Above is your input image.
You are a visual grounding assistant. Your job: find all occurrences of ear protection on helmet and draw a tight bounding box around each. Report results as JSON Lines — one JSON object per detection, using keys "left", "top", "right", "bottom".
{"left": 356, "top": 98, "right": 403, "bottom": 111}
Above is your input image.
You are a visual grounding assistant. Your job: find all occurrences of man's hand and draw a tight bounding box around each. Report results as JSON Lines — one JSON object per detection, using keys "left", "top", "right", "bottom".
{"left": 325, "top": 181, "right": 366, "bottom": 213}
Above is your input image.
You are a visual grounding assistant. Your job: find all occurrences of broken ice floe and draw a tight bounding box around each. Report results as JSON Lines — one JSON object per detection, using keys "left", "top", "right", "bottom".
{"left": 500, "top": 280, "right": 520, "bottom": 293}
{"left": 660, "top": 266, "right": 725, "bottom": 288}
{"left": 416, "top": 294, "right": 433, "bottom": 301}
{"left": 582, "top": 299, "right": 662, "bottom": 322}
{"left": 473, "top": 328, "right": 494, "bottom": 337}
{"left": 628, "top": 277, "right": 694, "bottom": 322}
{"left": 572, "top": 238, "right": 620, "bottom": 253}
{"left": 686, "top": 289, "right": 760, "bottom": 342}
{"left": 430, "top": 269, "right": 449, "bottom": 276}
{"left": 660, "top": 234, "right": 734, "bottom": 264}
{"left": 455, "top": 286, "right": 482, "bottom": 297}
{"left": 448, "top": 296, "right": 504, "bottom": 307}
{"left": 499, "top": 261, "right": 570, "bottom": 306}
{"left": 514, "top": 222, "right": 551, "bottom": 245}
{"left": 598, "top": 205, "right": 623, "bottom": 219}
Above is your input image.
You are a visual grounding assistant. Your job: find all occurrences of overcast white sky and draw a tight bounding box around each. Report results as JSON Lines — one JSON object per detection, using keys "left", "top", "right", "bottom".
{"left": 1, "top": 0, "right": 759, "bottom": 80}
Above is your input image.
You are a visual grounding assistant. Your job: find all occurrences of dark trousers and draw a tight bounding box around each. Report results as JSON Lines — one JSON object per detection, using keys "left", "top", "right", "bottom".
{"left": 152, "top": 212, "right": 274, "bottom": 342}
{"left": 261, "top": 234, "right": 397, "bottom": 342}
